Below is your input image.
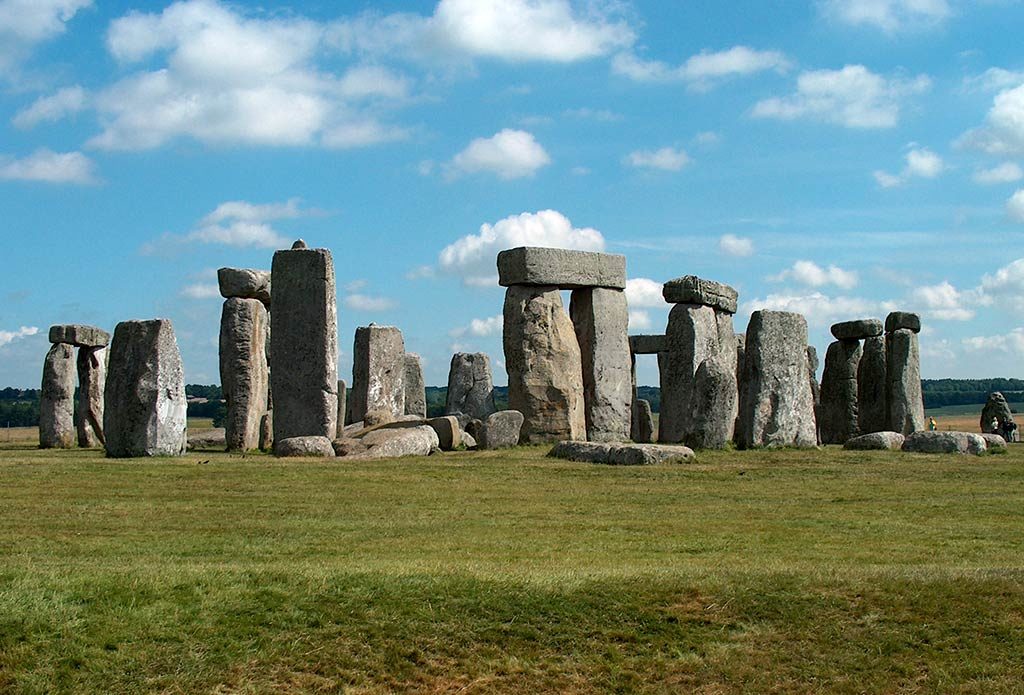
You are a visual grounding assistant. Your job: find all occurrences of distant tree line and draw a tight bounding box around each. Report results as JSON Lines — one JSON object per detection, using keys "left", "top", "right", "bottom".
{"left": 921, "top": 379, "right": 1024, "bottom": 408}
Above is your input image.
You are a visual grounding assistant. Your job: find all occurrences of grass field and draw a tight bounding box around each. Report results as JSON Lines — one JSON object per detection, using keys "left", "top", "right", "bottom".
{"left": 2, "top": 425, "right": 1024, "bottom": 693}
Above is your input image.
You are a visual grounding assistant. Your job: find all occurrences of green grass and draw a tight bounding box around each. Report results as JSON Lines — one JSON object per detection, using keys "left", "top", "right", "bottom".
{"left": 2, "top": 443, "right": 1024, "bottom": 692}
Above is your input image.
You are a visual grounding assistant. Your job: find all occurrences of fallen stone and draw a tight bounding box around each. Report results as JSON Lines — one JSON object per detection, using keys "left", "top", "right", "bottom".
{"left": 570, "top": 287, "right": 631, "bottom": 442}
{"left": 220, "top": 297, "right": 269, "bottom": 451}
{"left": 885, "top": 311, "right": 921, "bottom": 334}
{"left": 48, "top": 324, "right": 109, "bottom": 348}
{"left": 628, "top": 334, "right": 667, "bottom": 355}
{"left": 631, "top": 398, "right": 654, "bottom": 443}
{"left": 886, "top": 328, "right": 925, "bottom": 435}
{"left": 480, "top": 410, "right": 525, "bottom": 449}
{"left": 188, "top": 428, "right": 226, "bottom": 451}
{"left": 830, "top": 318, "right": 883, "bottom": 341}
{"left": 332, "top": 437, "right": 368, "bottom": 457}
{"left": 462, "top": 432, "right": 477, "bottom": 449}
{"left": 427, "top": 416, "right": 462, "bottom": 451}
{"left": 349, "top": 325, "right": 406, "bottom": 424}
{"left": 982, "top": 433, "right": 1007, "bottom": 450}
{"left": 363, "top": 409, "right": 395, "bottom": 427}
{"left": 662, "top": 276, "right": 738, "bottom": 314}
{"left": 445, "top": 353, "right": 497, "bottom": 420}
{"left": 275, "top": 436, "right": 336, "bottom": 458}
{"left": 217, "top": 267, "right": 271, "bottom": 306}
{"left": 403, "top": 353, "right": 426, "bottom": 418}
{"left": 819, "top": 339, "right": 862, "bottom": 445}
{"left": 465, "top": 418, "right": 484, "bottom": 442}
{"left": 844, "top": 431, "right": 905, "bottom": 451}
{"left": 857, "top": 336, "right": 887, "bottom": 435}
{"left": 902, "top": 431, "right": 986, "bottom": 456}
{"left": 497, "top": 246, "right": 626, "bottom": 289}
{"left": 548, "top": 441, "right": 696, "bottom": 465}
{"left": 352, "top": 425, "right": 439, "bottom": 459}
{"left": 39, "top": 342, "right": 76, "bottom": 449}
{"left": 75, "top": 346, "right": 106, "bottom": 448}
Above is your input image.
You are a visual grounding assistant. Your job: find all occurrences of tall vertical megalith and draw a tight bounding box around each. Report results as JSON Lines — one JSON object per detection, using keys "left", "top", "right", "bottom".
{"left": 570, "top": 287, "right": 631, "bottom": 442}
{"left": 336, "top": 380, "right": 347, "bottom": 435}
{"left": 404, "top": 353, "right": 426, "bottom": 418}
{"left": 886, "top": 312, "right": 924, "bottom": 435}
{"left": 270, "top": 244, "right": 338, "bottom": 443}
{"left": 220, "top": 297, "right": 269, "bottom": 451}
{"left": 349, "top": 325, "right": 406, "bottom": 424}
{"left": 445, "top": 353, "right": 496, "bottom": 420}
{"left": 39, "top": 343, "right": 76, "bottom": 449}
{"left": 819, "top": 340, "right": 862, "bottom": 444}
{"left": 76, "top": 347, "right": 106, "bottom": 447}
{"left": 858, "top": 335, "right": 887, "bottom": 434}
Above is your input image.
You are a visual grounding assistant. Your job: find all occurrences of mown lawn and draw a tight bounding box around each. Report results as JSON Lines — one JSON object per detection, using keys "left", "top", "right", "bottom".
{"left": 1, "top": 441, "right": 1023, "bottom": 693}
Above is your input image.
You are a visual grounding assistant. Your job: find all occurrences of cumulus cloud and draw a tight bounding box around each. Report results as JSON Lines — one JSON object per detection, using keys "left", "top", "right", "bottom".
{"left": 978, "top": 257, "right": 1024, "bottom": 311}
{"left": 12, "top": 86, "right": 87, "bottom": 128}
{"left": 628, "top": 310, "right": 653, "bottom": 330}
{"left": 0, "top": 325, "right": 39, "bottom": 348}
{"left": 963, "top": 328, "right": 1024, "bottom": 356}
{"left": 180, "top": 283, "right": 220, "bottom": 299}
{"left": 141, "top": 198, "right": 309, "bottom": 254}
{"left": 959, "top": 83, "right": 1024, "bottom": 156}
{"left": 719, "top": 234, "right": 754, "bottom": 257}
{"left": 821, "top": 0, "right": 951, "bottom": 33}
{"left": 873, "top": 146, "right": 945, "bottom": 187}
{"left": 741, "top": 292, "right": 881, "bottom": 327}
{"left": 448, "top": 129, "right": 551, "bottom": 179}
{"left": 0, "top": 149, "right": 97, "bottom": 184}
{"left": 974, "top": 162, "right": 1023, "bottom": 185}
{"left": 962, "top": 67, "right": 1024, "bottom": 94}
{"left": 612, "top": 45, "right": 790, "bottom": 90}
{"left": 770, "top": 260, "right": 858, "bottom": 289}
{"left": 624, "top": 146, "right": 690, "bottom": 172}
{"left": 0, "top": 0, "right": 91, "bottom": 74}
{"left": 752, "top": 64, "right": 930, "bottom": 128}
{"left": 1008, "top": 190, "right": 1024, "bottom": 221}
{"left": 344, "top": 294, "right": 398, "bottom": 311}
{"left": 438, "top": 209, "right": 604, "bottom": 286}
{"left": 625, "top": 278, "right": 664, "bottom": 307}
{"left": 909, "top": 281, "right": 975, "bottom": 321}
{"left": 450, "top": 315, "right": 503, "bottom": 338}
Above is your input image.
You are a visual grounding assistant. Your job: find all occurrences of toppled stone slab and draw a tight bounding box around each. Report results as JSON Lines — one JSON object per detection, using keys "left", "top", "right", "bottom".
{"left": 982, "top": 433, "right": 1007, "bottom": 450}
{"left": 275, "top": 436, "right": 336, "bottom": 458}
{"left": 218, "top": 268, "right": 271, "bottom": 306}
{"left": 902, "top": 431, "right": 986, "bottom": 456}
{"left": 346, "top": 425, "right": 439, "bottom": 459}
{"left": 446, "top": 353, "right": 496, "bottom": 420}
{"left": 332, "top": 437, "right": 368, "bottom": 457}
{"left": 548, "top": 441, "right": 695, "bottom": 465}
{"left": 49, "top": 324, "right": 109, "bottom": 348}
{"left": 497, "top": 246, "right": 626, "bottom": 289}
{"left": 480, "top": 410, "right": 525, "bottom": 449}
{"left": 885, "top": 311, "right": 921, "bottom": 334}
{"left": 427, "top": 416, "right": 462, "bottom": 451}
{"left": 831, "top": 318, "right": 883, "bottom": 341}
{"left": 662, "top": 276, "right": 738, "bottom": 314}
{"left": 629, "top": 334, "right": 667, "bottom": 354}
{"left": 844, "top": 431, "right": 905, "bottom": 451}
{"left": 188, "top": 428, "right": 226, "bottom": 451}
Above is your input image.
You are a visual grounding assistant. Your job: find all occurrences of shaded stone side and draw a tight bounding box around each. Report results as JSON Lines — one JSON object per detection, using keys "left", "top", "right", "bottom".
{"left": 220, "top": 297, "right": 269, "bottom": 451}
{"left": 445, "top": 352, "right": 496, "bottom": 420}
{"left": 631, "top": 398, "right": 655, "bottom": 443}
{"left": 76, "top": 346, "right": 106, "bottom": 447}
{"left": 336, "top": 380, "right": 347, "bottom": 437}
{"left": 886, "top": 328, "right": 925, "bottom": 435}
{"left": 570, "top": 287, "right": 631, "bottom": 442}
{"left": 349, "top": 325, "right": 406, "bottom": 424}
{"left": 806, "top": 345, "right": 821, "bottom": 444}
{"left": 857, "top": 335, "right": 887, "bottom": 434}
{"left": 404, "top": 353, "right": 426, "bottom": 418}
{"left": 819, "top": 339, "right": 862, "bottom": 445}
{"left": 40, "top": 342, "right": 76, "bottom": 449}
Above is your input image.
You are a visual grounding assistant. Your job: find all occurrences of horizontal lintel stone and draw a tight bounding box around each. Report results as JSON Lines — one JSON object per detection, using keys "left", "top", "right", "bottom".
{"left": 497, "top": 246, "right": 626, "bottom": 289}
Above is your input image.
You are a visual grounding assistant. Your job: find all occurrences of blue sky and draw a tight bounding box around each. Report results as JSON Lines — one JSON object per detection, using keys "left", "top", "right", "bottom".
{"left": 2, "top": 0, "right": 1024, "bottom": 389}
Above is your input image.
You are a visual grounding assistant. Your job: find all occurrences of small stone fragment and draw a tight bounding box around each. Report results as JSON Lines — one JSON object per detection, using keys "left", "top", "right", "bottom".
{"left": 844, "top": 431, "right": 904, "bottom": 450}
{"left": 480, "top": 410, "right": 525, "bottom": 449}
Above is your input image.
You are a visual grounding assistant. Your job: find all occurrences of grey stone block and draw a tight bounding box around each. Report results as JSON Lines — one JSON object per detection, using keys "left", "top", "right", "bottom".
{"left": 662, "top": 276, "right": 738, "bottom": 314}
{"left": 497, "top": 246, "right": 626, "bottom": 289}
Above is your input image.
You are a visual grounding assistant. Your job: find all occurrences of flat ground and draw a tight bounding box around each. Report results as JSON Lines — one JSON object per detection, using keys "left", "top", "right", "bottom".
{"left": 2, "top": 423, "right": 1024, "bottom": 693}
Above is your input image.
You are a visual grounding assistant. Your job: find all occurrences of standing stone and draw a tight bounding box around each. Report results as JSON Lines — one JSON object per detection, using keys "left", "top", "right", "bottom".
{"left": 886, "top": 328, "right": 925, "bottom": 435}
{"left": 270, "top": 245, "right": 338, "bottom": 443}
{"left": 819, "top": 340, "right": 862, "bottom": 444}
{"left": 403, "top": 353, "right": 426, "bottom": 418}
{"left": 260, "top": 412, "right": 273, "bottom": 451}
{"left": 503, "top": 285, "right": 586, "bottom": 444}
{"left": 806, "top": 345, "right": 821, "bottom": 444}
{"left": 336, "top": 380, "right": 347, "bottom": 438}
{"left": 76, "top": 346, "right": 106, "bottom": 447}
{"left": 39, "top": 343, "right": 76, "bottom": 449}
{"left": 857, "top": 335, "right": 887, "bottom": 434}
{"left": 349, "top": 325, "right": 406, "bottom": 424}
{"left": 570, "top": 287, "right": 631, "bottom": 442}
{"left": 445, "top": 353, "right": 496, "bottom": 420}
{"left": 980, "top": 392, "right": 1015, "bottom": 434}
{"left": 480, "top": 410, "right": 526, "bottom": 449}
{"left": 631, "top": 398, "right": 655, "bottom": 443}
{"left": 220, "top": 297, "right": 269, "bottom": 451}
{"left": 737, "top": 311, "right": 817, "bottom": 449}
{"left": 103, "top": 319, "right": 187, "bottom": 457}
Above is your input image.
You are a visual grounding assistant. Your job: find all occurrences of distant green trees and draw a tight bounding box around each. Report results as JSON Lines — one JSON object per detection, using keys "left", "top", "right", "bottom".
{"left": 921, "top": 379, "right": 1024, "bottom": 408}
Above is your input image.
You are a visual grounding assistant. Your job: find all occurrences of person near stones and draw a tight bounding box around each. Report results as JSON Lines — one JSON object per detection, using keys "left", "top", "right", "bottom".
{"left": 928, "top": 417, "right": 937, "bottom": 431}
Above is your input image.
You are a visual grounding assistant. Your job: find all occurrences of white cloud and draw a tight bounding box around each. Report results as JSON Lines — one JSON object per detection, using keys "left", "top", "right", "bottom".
{"left": 12, "top": 86, "right": 87, "bottom": 128}
{"left": 141, "top": 198, "right": 310, "bottom": 253}
{"left": 909, "top": 281, "right": 974, "bottom": 321}
{"left": 438, "top": 209, "right": 604, "bottom": 286}
{"left": 959, "top": 83, "right": 1024, "bottom": 156}
{"left": 962, "top": 67, "right": 1024, "bottom": 94}
{"left": 624, "top": 146, "right": 690, "bottom": 171}
{"left": 0, "top": 325, "right": 39, "bottom": 348}
{"left": 448, "top": 129, "right": 551, "bottom": 179}
{"left": 344, "top": 293, "right": 398, "bottom": 311}
{"left": 978, "top": 257, "right": 1024, "bottom": 311}
{"left": 740, "top": 292, "right": 880, "bottom": 327}
{"left": 873, "top": 146, "right": 945, "bottom": 187}
{"left": 625, "top": 278, "right": 664, "bottom": 308}
{"left": 563, "top": 107, "right": 622, "bottom": 122}
{"left": 450, "top": 315, "right": 503, "bottom": 338}
{"left": 628, "top": 310, "right": 653, "bottom": 330}
{"left": 693, "top": 131, "right": 721, "bottom": 146}
{"left": 0, "top": 0, "right": 91, "bottom": 74}
{"left": 1008, "top": 190, "right": 1024, "bottom": 221}
{"left": 344, "top": 279, "right": 368, "bottom": 292}
{"left": 0, "top": 149, "right": 97, "bottom": 184}
{"left": 719, "top": 234, "right": 754, "bottom": 257}
{"left": 405, "top": 264, "right": 435, "bottom": 280}
{"left": 770, "top": 260, "right": 858, "bottom": 289}
{"left": 973, "top": 162, "right": 1023, "bottom": 185}
{"left": 180, "top": 283, "right": 220, "bottom": 299}
{"left": 612, "top": 45, "right": 789, "bottom": 90}
{"left": 752, "top": 65, "right": 930, "bottom": 129}
{"left": 963, "top": 328, "right": 1024, "bottom": 356}
{"left": 821, "top": 0, "right": 951, "bottom": 33}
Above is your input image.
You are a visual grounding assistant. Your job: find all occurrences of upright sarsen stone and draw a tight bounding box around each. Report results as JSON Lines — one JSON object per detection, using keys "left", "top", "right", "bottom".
{"left": 445, "top": 353, "right": 496, "bottom": 420}
{"left": 404, "top": 353, "right": 426, "bottom": 418}
{"left": 103, "top": 319, "right": 187, "bottom": 457}
{"left": 819, "top": 340, "right": 862, "bottom": 444}
{"left": 336, "top": 380, "right": 347, "bottom": 437}
{"left": 349, "top": 325, "right": 405, "bottom": 424}
{"left": 270, "top": 246, "right": 338, "bottom": 442}
{"left": 570, "top": 287, "right": 631, "bottom": 442}
{"left": 857, "top": 335, "right": 887, "bottom": 434}
{"left": 76, "top": 346, "right": 106, "bottom": 447}
{"left": 886, "top": 327, "right": 925, "bottom": 435}
{"left": 220, "top": 298, "right": 269, "bottom": 451}
{"left": 39, "top": 343, "right": 76, "bottom": 449}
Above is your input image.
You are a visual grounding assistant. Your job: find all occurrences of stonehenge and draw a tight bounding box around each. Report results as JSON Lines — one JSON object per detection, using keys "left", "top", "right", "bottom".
{"left": 349, "top": 324, "right": 406, "bottom": 424}
{"left": 40, "top": 324, "right": 110, "bottom": 449}
{"left": 981, "top": 392, "right": 1015, "bottom": 439}
{"left": 403, "top": 353, "right": 426, "bottom": 418}
{"left": 219, "top": 294, "right": 269, "bottom": 451}
{"left": 885, "top": 314, "right": 925, "bottom": 436}
{"left": 445, "top": 352, "right": 496, "bottom": 420}
{"left": 628, "top": 334, "right": 664, "bottom": 443}
{"left": 39, "top": 343, "right": 76, "bottom": 449}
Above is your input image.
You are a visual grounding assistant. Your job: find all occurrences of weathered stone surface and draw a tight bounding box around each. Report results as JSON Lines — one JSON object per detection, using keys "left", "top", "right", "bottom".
{"left": 662, "top": 276, "right": 738, "bottom": 314}
{"left": 982, "top": 433, "right": 1007, "bottom": 450}
{"left": 270, "top": 247, "right": 338, "bottom": 442}
{"left": 351, "top": 425, "right": 439, "bottom": 459}
{"left": 857, "top": 336, "right": 887, "bottom": 435}
{"left": 332, "top": 437, "right": 369, "bottom": 457}
{"left": 445, "top": 353, "right": 496, "bottom": 420}
{"left": 275, "top": 436, "right": 336, "bottom": 458}
{"left": 427, "top": 416, "right": 462, "bottom": 451}
{"left": 659, "top": 304, "right": 736, "bottom": 449}
{"left": 39, "top": 342, "right": 76, "bottom": 448}
{"left": 885, "top": 311, "right": 921, "bottom": 334}
{"left": 548, "top": 441, "right": 695, "bottom": 465}
{"left": 819, "top": 339, "right": 862, "bottom": 445}
{"left": 104, "top": 319, "right": 187, "bottom": 457}
{"left": 886, "top": 329, "right": 925, "bottom": 435}
{"left": 981, "top": 392, "right": 1015, "bottom": 434}
{"left": 217, "top": 267, "right": 271, "bottom": 306}
{"left": 465, "top": 418, "right": 484, "bottom": 443}
{"left": 462, "top": 432, "right": 477, "bottom": 449}
{"left": 259, "top": 412, "right": 273, "bottom": 451}
{"left": 349, "top": 325, "right": 405, "bottom": 424}
{"left": 737, "top": 311, "right": 818, "bottom": 449}
{"left": 220, "top": 298, "right": 269, "bottom": 451}
{"left": 188, "top": 428, "right": 226, "bottom": 450}
{"left": 503, "top": 286, "right": 586, "bottom": 444}
{"left": 806, "top": 345, "right": 821, "bottom": 444}
{"left": 629, "top": 334, "right": 667, "bottom": 355}
{"left": 480, "top": 410, "right": 525, "bottom": 449}
{"left": 570, "top": 287, "right": 631, "bottom": 442}
{"left": 363, "top": 410, "right": 395, "bottom": 427}
{"left": 403, "top": 353, "right": 426, "bottom": 418}
{"left": 902, "top": 431, "right": 986, "bottom": 456}
{"left": 631, "top": 398, "right": 654, "bottom": 443}
{"left": 497, "top": 246, "right": 626, "bottom": 289}
{"left": 48, "top": 324, "right": 109, "bottom": 348}
{"left": 844, "top": 431, "right": 905, "bottom": 450}
{"left": 336, "top": 380, "right": 347, "bottom": 438}
{"left": 76, "top": 346, "right": 106, "bottom": 447}
{"left": 831, "top": 319, "right": 883, "bottom": 341}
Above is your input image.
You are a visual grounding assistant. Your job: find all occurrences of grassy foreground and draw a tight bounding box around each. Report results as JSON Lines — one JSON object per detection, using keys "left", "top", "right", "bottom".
{"left": 1, "top": 440, "right": 1024, "bottom": 693}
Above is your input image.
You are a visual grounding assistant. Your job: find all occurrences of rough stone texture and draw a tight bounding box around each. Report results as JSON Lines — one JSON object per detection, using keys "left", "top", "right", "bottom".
{"left": 631, "top": 398, "right": 654, "bottom": 443}
{"left": 275, "top": 436, "right": 336, "bottom": 458}
{"left": 857, "top": 336, "right": 887, "bottom": 435}
{"left": 465, "top": 418, "right": 484, "bottom": 443}
{"left": 844, "top": 431, "right": 905, "bottom": 450}
{"left": 737, "top": 311, "right": 818, "bottom": 449}
{"left": 427, "top": 416, "right": 462, "bottom": 451}
{"left": 76, "top": 346, "right": 106, "bottom": 447}
{"left": 445, "top": 353, "right": 496, "bottom": 420}
{"left": 831, "top": 319, "right": 883, "bottom": 341}
{"left": 629, "top": 334, "right": 667, "bottom": 355}
{"left": 819, "top": 339, "right": 862, "bottom": 445}
{"left": 259, "top": 412, "right": 273, "bottom": 451}
{"left": 217, "top": 267, "right": 271, "bottom": 306}
{"left": 570, "top": 287, "right": 631, "bottom": 442}
{"left": 548, "top": 441, "right": 695, "bottom": 465}
{"left": 349, "top": 325, "right": 405, "bottom": 424}
{"left": 981, "top": 392, "right": 1015, "bottom": 434}
{"left": 497, "top": 246, "right": 626, "bottom": 289}
{"left": 363, "top": 410, "right": 395, "bottom": 427}
{"left": 48, "top": 324, "right": 109, "bottom": 348}
{"left": 270, "top": 247, "right": 338, "bottom": 442}
{"left": 351, "top": 425, "right": 439, "bottom": 459}
{"left": 659, "top": 304, "right": 736, "bottom": 449}
{"left": 336, "top": 380, "right": 347, "bottom": 438}
{"left": 806, "top": 345, "right": 821, "bottom": 444}
{"left": 403, "top": 353, "right": 426, "bottom": 418}
{"left": 982, "top": 433, "right": 1007, "bottom": 450}
{"left": 103, "top": 319, "right": 187, "bottom": 457}
{"left": 885, "top": 311, "right": 921, "bottom": 334}
{"left": 503, "top": 286, "right": 586, "bottom": 444}
{"left": 480, "top": 410, "right": 525, "bottom": 450}
{"left": 902, "top": 431, "right": 986, "bottom": 456}
{"left": 332, "top": 437, "right": 369, "bottom": 457}
{"left": 662, "top": 276, "right": 739, "bottom": 314}
{"left": 886, "top": 329, "right": 925, "bottom": 435}
{"left": 220, "top": 298, "right": 269, "bottom": 451}
{"left": 462, "top": 432, "right": 477, "bottom": 449}
{"left": 188, "top": 428, "right": 226, "bottom": 450}
{"left": 39, "top": 342, "right": 76, "bottom": 449}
